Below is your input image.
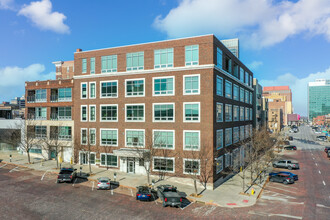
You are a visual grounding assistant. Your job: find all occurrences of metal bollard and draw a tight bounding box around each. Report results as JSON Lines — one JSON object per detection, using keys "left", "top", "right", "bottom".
{"left": 9, "top": 154, "right": 12, "bottom": 162}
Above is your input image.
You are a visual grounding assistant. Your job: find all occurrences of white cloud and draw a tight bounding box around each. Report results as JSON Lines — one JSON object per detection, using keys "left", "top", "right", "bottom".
{"left": 154, "top": 0, "right": 330, "bottom": 48}
{"left": 248, "top": 61, "right": 263, "bottom": 70}
{"left": 18, "top": 0, "right": 69, "bottom": 34}
{"left": 259, "top": 67, "right": 330, "bottom": 116}
{"left": 0, "top": 0, "right": 14, "bottom": 9}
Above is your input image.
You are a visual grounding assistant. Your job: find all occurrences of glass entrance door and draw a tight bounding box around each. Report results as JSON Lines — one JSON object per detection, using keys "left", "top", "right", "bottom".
{"left": 127, "top": 158, "right": 135, "bottom": 173}
{"left": 80, "top": 152, "right": 88, "bottom": 165}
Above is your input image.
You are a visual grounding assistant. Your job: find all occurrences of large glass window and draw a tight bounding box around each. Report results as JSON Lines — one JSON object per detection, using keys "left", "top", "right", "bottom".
{"left": 58, "top": 88, "right": 72, "bottom": 101}
{"left": 82, "top": 58, "right": 87, "bottom": 73}
{"left": 101, "top": 81, "right": 117, "bottom": 98}
{"left": 153, "top": 77, "right": 174, "bottom": 95}
{"left": 126, "top": 79, "right": 144, "bottom": 96}
{"left": 89, "top": 128, "right": 96, "bottom": 145}
{"left": 35, "top": 89, "right": 47, "bottom": 102}
{"left": 184, "top": 75, "right": 200, "bottom": 94}
{"left": 233, "top": 63, "right": 239, "bottom": 78}
{"left": 81, "top": 128, "right": 87, "bottom": 144}
{"left": 153, "top": 130, "right": 174, "bottom": 149}
{"left": 101, "top": 105, "right": 117, "bottom": 121}
{"left": 216, "top": 103, "right": 223, "bottom": 122}
{"left": 245, "top": 72, "right": 248, "bottom": 85}
{"left": 250, "top": 92, "right": 253, "bottom": 105}
{"left": 184, "top": 160, "right": 200, "bottom": 175}
{"left": 224, "top": 57, "right": 232, "bottom": 73}
{"left": 58, "top": 107, "right": 71, "bottom": 120}
{"left": 240, "top": 106, "right": 244, "bottom": 121}
{"left": 81, "top": 83, "right": 87, "bottom": 99}
{"left": 245, "top": 107, "right": 249, "bottom": 121}
{"left": 240, "top": 126, "right": 245, "bottom": 141}
{"left": 89, "top": 105, "right": 96, "bottom": 121}
{"left": 225, "top": 104, "right": 232, "bottom": 122}
{"left": 233, "top": 84, "right": 239, "bottom": 101}
{"left": 225, "top": 80, "right": 232, "bottom": 99}
{"left": 154, "top": 48, "right": 173, "bottom": 68}
{"left": 216, "top": 75, "right": 223, "bottom": 96}
{"left": 59, "top": 126, "right": 72, "bottom": 140}
{"left": 245, "top": 125, "right": 249, "bottom": 138}
{"left": 126, "top": 104, "right": 144, "bottom": 121}
{"left": 90, "top": 57, "right": 95, "bottom": 74}
{"left": 233, "top": 127, "right": 239, "bottom": 143}
{"left": 126, "top": 130, "right": 145, "bottom": 147}
{"left": 184, "top": 131, "right": 200, "bottom": 150}
{"left": 81, "top": 105, "right": 87, "bottom": 121}
{"left": 101, "top": 55, "right": 117, "bottom": 73}
{"left": 185, "top": 45, "right": 199, "bottom": 66}
{"left": 233, "top": 105, "right": 239, "bottom": 121}
{"left": 153, "top": 158, "right": 174, "bottom": 172}
{"left": 35, "top": 126, "right": 47, "bottom": 138}
{"left": 153, "top": 104, "right": 174, "bottom": 121}
{"left": 225, "top": 128, "right": 232, "bottom": 146}
{"left": 240, "top": 87, "right": 244, "bottom": 102}
{"left": 216, "top": 156, "right": 223, "bottom": 174}
{"left": 217, "top": 47, "right": 222, "bottom": 69}
{"left": 240, "top": 68, "right": 244, "bottom": 83}
{"left": 184, "top": 103, "right": 200, "bottom": 122}
{"left": 245, "top": 90, "right": 249, "bottom": 103}
{"left": 216, "top": 130, "right": 223, "bottom": 150}
{"left": 101, "top": 129, "right": 118, "bottom": 146}
{"left": 35, "top": 107, "right": 47, "bottom": 120}
{"left": 101, "top": 154, "right": 118, "bottom": 167}
{"left": 89, "top": 82, "right": 96, "bottom": 98}
{"left": 126, "top": 52, "right": 144, "bottom": 71}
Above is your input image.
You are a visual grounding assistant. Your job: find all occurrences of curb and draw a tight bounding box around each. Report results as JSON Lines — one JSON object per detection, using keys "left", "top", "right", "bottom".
{"left": 257, "top": 176, "right": 269, "bottom": 200}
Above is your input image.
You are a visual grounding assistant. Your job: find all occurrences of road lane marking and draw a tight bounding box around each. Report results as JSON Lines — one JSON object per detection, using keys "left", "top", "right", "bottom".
{"left": 319, "top": 170, "right": 321, "bottom": 174}
{"left": 0, "top": 164, "right": 7, "bottom": 168}
{"left": 92, "top": 181, "right": 94, "bottom": 191}
{"left": 315, "top": 163, "right": 318, "bottom": 166}
{"left": 313, "top": 157, "right": 315, "bottom": 160}
{"left": 249, "top": 211, "right": 303, "bottom": 219}
{"left": 323, "top": 181, "right": 326, "bottom": 186}
{"left": 9, "top": 166, "right": 19, "bottom": 172}
{"left": 266, "top": 186, "right": 299, "bottom": 193}
{"left": 316, "top": 204, "right": 330, "bottom": 209}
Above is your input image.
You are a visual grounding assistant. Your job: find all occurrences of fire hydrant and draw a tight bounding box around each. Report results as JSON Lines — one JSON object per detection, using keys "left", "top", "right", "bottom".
{"left": 251, "top": 188, "right": 255, "bottom": 195}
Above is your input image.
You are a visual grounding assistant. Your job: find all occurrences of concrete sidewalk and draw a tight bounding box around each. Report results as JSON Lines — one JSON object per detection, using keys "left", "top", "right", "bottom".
{"left": 0, "top": 151, "right": 268, "bottom": 208}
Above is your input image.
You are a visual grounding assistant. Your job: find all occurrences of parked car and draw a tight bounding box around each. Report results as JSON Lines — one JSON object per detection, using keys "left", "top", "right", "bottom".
{"left": 324, "top": 147, "right": 330, "bottom": 153}
{"left": 97, "top": 177, "right": 111, "bottom": 190}
{"left": 57, "top": 167, "right": 77, "bottom": 183}
{"left": 284, "top": 145, "right": 297, "bottom": 150}
{"left": 157, "top": 185, "right": 182, "bottom": 208}
{"left": 269, "top": 171, "right": 298, "bottom": 181}
{"left": 136, "top": 186, "right": 156, "bottom": 201}
{"left": 288, "top": 136, "right": 293, "bottom": 141}
{"left": 269, "top": 173, "right": 294, "bottom": 184}
{"left": 317, "top": 136, "right": 327, "bottom": 141}
{"left": 273, "top": 160, "right": 300, "bottom": 170}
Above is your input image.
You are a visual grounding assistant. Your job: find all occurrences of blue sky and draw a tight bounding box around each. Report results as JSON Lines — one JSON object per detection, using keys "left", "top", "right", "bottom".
{"left": 1, "top": 0, "right": 330, "bottom": 116}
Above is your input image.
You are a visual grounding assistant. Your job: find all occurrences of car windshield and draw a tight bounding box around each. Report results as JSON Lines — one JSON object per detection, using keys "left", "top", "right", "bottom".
{"left": 59, "top": 170, "right": 73, "bottom": 174}
{"left": 138, "top": 187, "right": 150, "bottom": 193}
{"left": 164, "top": 188, "right": 177, "bottom": 192}
{"left": 100, "top": 180, "right": 108, "bottom": 183}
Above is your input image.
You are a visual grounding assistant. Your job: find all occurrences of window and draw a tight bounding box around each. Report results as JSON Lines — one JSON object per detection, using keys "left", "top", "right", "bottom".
{"left": 250, "top": 92, "right": 253, "bottom": 105}
{"left": 225, "top": 80, "right": 232, "bottom": 99}
{"left": 216, "top": 156, "right": 223, "bottom": 174}
{"left": 240, "top": 106, "right": 244, "bottom": 121}
{"left": 240, "top": 87, "right": 244, "bottom": 102}
{"left": 233, "top": 105, "right": 239, "bottom": 121}
{"left": 90, "top": 57, "right": 95, "bottom": 74}
{"left": 245, "top": 107, "right": 249, "bottom": 121}
{"left": 35, "top": 107, "right": 47, "bottom": 120}
{"left": 184, "top": 75, "right": 200, "bottom": 95}
{"left": 81, "top": 105, "right": 87, "bottom": 121}
{"left": 245, "top": 72, "right": 248, "bottom": 85}
{"left": 250, "top": 125, "right": 253, "bottom": 137}
{"left": 153, "top": 130, "right": 174, "bottom": 149}
{"left": 89, "top": 82, "right": 96, "bottom": 99}
{"left": 126, "top": 79, "right": 144, "bottom": 97}
{"left": 153, "top": 76, "right": 174, "bottom": 95}
{"left": 59, "top": 126, "right": 72, "bottom": 140}
{"left": 81, "top": 83, "right": 87, "bottom": 99}
{"left": 184, "top": 131, "right": 200, "bottom": 150}
{"left": 101, "top": 129, "right": 118, "bottom": 146}
{"left": 89, "top": 105, "right": 96, "bottom": 121}
{"left": 240, "top": 126, "right": 245, "bottom": 141}
{"left": 101, "top": 154, "right": 118, "bottom": 167}
{"left": 216, "top": 103, "right": 223, "bottom": 122}
{"left": 185, "top": 45, "right": 199, "bottom": 66}
{"left": 184, "top": 159, "right": 200, "bottom": 175}
{"left": 225, "top": 128, "right": 232, "bottom": 146}
{"left": 153, "top": 103, "right": 174, "bottom": 122}
{"left": 245, "top": 90, "right": 249, "bottom": 103}
{"left": 126, "top": 130, "right": 145, "bottom": 147}
{"left": 81, "top": 128, "right": 87, "bottom": 144}
{"left": 153, "top": 157, "right": 174, "bottom": 172}
{"left": 101, "top": 105, "right": 117, "bottom": 121}
{"left": 225, "top": 153, "right": 231, "bottom": 168}
{"left": 35, "top": 89, "right": 47, "bottom": 102}
{"left": 126, "top": 52, "right": 144, "bottom": 71}
{"left": 58, "top": 88, "right": 72, "bottom": 101}
{"left": 217, "top": 47, "right": 222, "bottom": 69}
{"left": 100, "top": 81, "right": 117, "bottom": 98}
{"left": 233, "top": 84, "right": 239, "bottom": 101}
{"left": 82, "top": 58, "right": 87, "bottom": 73}
{"left": 216, "top": 130, "right": 223, "bottom": 150}
{"left": 240, "top": 68, "right": 244, "bottom": 83}
{"left": 35, "top": 126, "right": 47, "bottom": 138}
{"left": 249, "top": 75, "right": 252, "bottom": 87}
{"left": 154, "top": 48, "right": 173, "bottom": 68}
{"left": 245, "top": 125, "right": 249, "bottom": 138}
{"left": 250, "top": 108, "right": 253, "bottom": 121}
{"left": 89, "top": 128, "right": 96, "bottom": 145}
{"left": 216, "top": 75, "right": 223, "bottom": 96}
{"left": 233, "top": 127, "right": 239, "bottom": 143}
{"left": 184, "top": 102, "right": 200, "bottom": 122}
{"left": 58, "top": 107, "right": 71, "bottom": 120}
{"left": 224, "top": 56, "right": 232, "bottom": 73}
{"left": 233, "top": 63, "right": 239, "bottom": 78}
{"left": 225, "top": 104, "right": 232, "bottom": 122}
{"left": 101, "top": 55, "right": 117, "bottom": 73}
{"left": 126, "top": 104, "right": 144, "bottom": 121}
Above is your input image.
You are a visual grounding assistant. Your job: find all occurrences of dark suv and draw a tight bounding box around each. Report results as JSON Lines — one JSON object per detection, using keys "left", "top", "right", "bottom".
{"left": 269, "top": 173, "right": 294, "bottom": 184}
{"left": 284, "top": 145, "right": 297, "bottom": 150}
{"left": 57, "top": 167, "right": 77, "bottom": 183}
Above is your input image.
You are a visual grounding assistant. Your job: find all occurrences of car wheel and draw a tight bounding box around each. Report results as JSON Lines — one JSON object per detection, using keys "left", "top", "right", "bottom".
{"left": 283, "top": 180, "right": 288, "bottom": 185}
{"left": 269, "top": 178, "right": 274, "bottom": 182}
{"left": 136, "top": 196, "right": 138, "bottom": 200}
{"left": 288, "top": 166, "right": 292, "bottom": 170}
{"left": 273, "top": 164, "right": 277, "bottom": 168}
{"left": 162, "top": 202, "right": 166, "bottom": 207}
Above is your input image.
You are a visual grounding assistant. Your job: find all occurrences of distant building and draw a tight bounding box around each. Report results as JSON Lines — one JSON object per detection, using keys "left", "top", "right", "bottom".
{"left": 220, "top": 38, "right": 239, "bottom": 58}
{"left": 0, "top": 102, "right": 19, "bottom": 119}
{"left": 253, "top": 78, "right": 268, "bottom": 129}
{"left": 268, "top": 108, "right": 282, "bottom": 133}
{"left": 308, "top": 79, "right": 330, "bottom": 121}
{"left": 287, "top": 114, "right": 300, "bottom": 126}
{"left": 10, "top": 96, "right": 25, "bottom": 109}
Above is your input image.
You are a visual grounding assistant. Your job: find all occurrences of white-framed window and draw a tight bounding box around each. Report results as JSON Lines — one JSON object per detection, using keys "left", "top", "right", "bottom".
{"left": 126, "top": 52, "right": 144, "bottom": 71}
{"left": 81, "top": 105, "right": 87, "bottom": 122}
{"left": 185, "top": 45, "right": 199, "bottom": 66}
{"left": 216, "top": 156, "right": 223, "bottom": 174}
{"left": 153, "top": 76, "right": 174, "bottom": 96}
{"left": 240, "top": 106, "right": 244, "bottom": 121}
{"left": 225, "top": 104, "right": 232, "bottom": 122}
{"left": 183, "top": 130, "right": 200, "bottom": 150}
{"left": 58, "top": 88, "right": 72, "bottom": 101}
{"left": 240, "top": 87, "right": 244, "bottom": 102}
{"left": 153, "top": 103, "right": 175, "bottom": 122}
{"left": 245, "top": 107, "right": 249, "bottom": 121}
{"left": 82, "top": 58, "right": 87, "bottom": 73}
{"left": 57, "top": 107, "right": 71, "bottom": 120}
{"left": 100, "top": 104, "right": 118, "bottom": 122}
{"left": 233, "top": 105, "right": 239, "bottom": 121}
{"left": 183, "top": 102, "right": 200, "bottom": 122}
{"left": 81, "top": 128, "right": 87, "bottom": 145}
{"left": 153, "top": 130, "right": 175, "bottom": 149}
{"left": 81, "top": 82, "right": 87, "bottom": 99}
{"left": 183, "top": 159, "right": 200, "bottom": 175}
{"left": 225, "top": 80, "right": 232, "bottom": 99}
{"left": 153, "top": 157, "right": 175, "bottom": 173}
{"left": 217, "top": 47, "right": 222, "bottom": 69}
{"left": 225, "top": 128, "right": 232, "bottom": 146}
{"left": 89, "top": 82, "right": 96, "bottom": 99}
{"left": 216, "top": 102, "right": 223, "bottom": 122}
{"left": 126, "top": 129, "right": 145, "bottom": 147}
{"left": 245, "top": 125, "right": 249, "bottom": 138}
{"left": 250, "top": 108, "right": 253, "bottom": 121}
{"left": 125, "top": 104, "right": 144, "bottom": 122}
{"left": 100, "top": 129, "right": 118, "bottom": 146}
{"left": 100, "top": 80, "right": 118, "bottom": 98}
{"left": 233, "top": 84, "right": 239, "bottom": 101}
{"left": 183, "top": 74, "right": 200, "bottom": 95}
{"left": 89, "top": 128, "right": 96, "bottom": 145}
{"left": 240, "top": 68, "right": 244, "bottom": 83}
{"left": 245, "top": 90, "right": 249, "bottom": 103}
{"left": 100, "top": 154, "right": 118, "bottom": 167}
{"left": 125, "top": 78, "right": 145, "bottom": 97}
{"left": 225, "top": 153, "right": 231, "bottom": 168}
{"left": 154, "top": 48, "right": 174, "bottom": 68}
{"left": 89, "top": 105, "right": 96, "bottom": 122}
{"left": 240, "top": 126, "right": 245, "bottom": 141}
{"left": 101, "top": 55, "right": 117, "bottom": 73}
{"left": 216, "top": 75, "right": 223, "bottom": 96}
{"left": 35, "top": 107, "right": 47, "bottom": 120}
{"left": 90, "top": 57, "right": 95, "bottom": 74}
{"left": 216, "top": 129, "right": 223, "bottom": 150}
{"left": 35, "top": 89, "right": 47, "bottom": 102}
{"left": 233, "top": 127, "right": 239, "bottom": 143}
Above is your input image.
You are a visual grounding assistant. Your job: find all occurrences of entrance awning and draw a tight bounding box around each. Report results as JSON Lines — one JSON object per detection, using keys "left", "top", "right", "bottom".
{"left": 113, "top": 148, "right": 150, "bottom": 158}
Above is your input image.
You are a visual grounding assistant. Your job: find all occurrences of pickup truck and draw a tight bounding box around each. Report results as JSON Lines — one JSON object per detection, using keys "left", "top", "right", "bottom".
{"left": 157, "top": 185, "right": 182, "bottom": 208}
{"left": 273, "top": 160, "right": 299, "bottom": 170}
{"left": 57, "top": 167, "right": 77, "bottom": 183}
